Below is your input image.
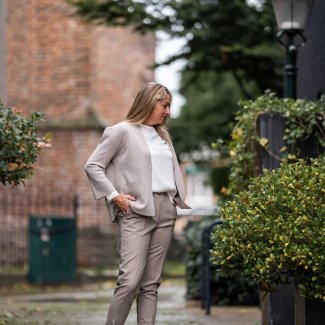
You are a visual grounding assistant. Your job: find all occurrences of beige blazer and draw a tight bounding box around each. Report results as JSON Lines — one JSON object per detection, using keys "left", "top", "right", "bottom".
{"left": 85, "top": 121, "right": 190, "bottom": 222}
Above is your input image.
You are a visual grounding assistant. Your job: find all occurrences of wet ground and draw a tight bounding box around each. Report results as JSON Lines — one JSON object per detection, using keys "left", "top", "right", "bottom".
{"left": 0, "top": 280, "right": 261, "bottom": 325}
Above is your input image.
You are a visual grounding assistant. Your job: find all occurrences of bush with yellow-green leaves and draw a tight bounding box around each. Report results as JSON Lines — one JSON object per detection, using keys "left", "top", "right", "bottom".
{"left": 211, "top": 157, "right": 325, "bottom": 301}
{"left": 0, "top": 100, "right": 50, "bottom": 187}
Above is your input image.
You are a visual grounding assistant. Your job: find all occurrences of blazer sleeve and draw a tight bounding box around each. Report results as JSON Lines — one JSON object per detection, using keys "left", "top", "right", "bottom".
{"left": 84, "top": 126, "right": 124, "bottom": 200}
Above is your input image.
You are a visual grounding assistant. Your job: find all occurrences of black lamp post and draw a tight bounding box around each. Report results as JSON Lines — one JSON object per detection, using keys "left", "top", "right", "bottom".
{"left": 271, "top": 0, "right": 314, "bottom": 99}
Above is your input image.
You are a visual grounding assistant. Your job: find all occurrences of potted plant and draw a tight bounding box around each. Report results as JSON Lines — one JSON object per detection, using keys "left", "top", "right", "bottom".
{"left": 210, "top": 157, "right": 325, "bottom": 324}
{"left": 213, "top": 91, "right": 325, "bottom": 197}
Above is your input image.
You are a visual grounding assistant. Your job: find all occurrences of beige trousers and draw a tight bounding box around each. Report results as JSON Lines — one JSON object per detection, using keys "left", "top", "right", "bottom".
{"left": 106, "top": 192, "right": 177, "bottom": 325}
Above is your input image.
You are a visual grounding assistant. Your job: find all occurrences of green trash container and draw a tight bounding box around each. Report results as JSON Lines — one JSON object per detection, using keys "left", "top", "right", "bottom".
{"left": 28, "top": 215, "right": 76, "bottom": 283}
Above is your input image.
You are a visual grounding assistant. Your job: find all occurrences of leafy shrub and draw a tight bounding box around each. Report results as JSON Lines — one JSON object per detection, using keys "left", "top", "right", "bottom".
{"left": 185, "top": 215, "right": 259, "bottom": 305}
{"left": 0, "top": 100, "right": 50, "bottom": 186}
{"left": 211, "top": 157, "right": 325, "bottom": 301}
{"left": 213, "top": 91, "right": 325, "bottom": 195}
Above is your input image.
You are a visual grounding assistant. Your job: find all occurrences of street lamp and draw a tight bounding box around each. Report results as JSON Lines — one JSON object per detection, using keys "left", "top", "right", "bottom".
{"left": 271, "top": 0, "right": 314, "bottom": 99}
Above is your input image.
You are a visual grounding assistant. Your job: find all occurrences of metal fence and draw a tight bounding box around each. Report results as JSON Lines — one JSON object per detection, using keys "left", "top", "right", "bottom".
{"left": 0, "top": 188, "right": 186, "bottom": 276}
{"left": 0, "top": 188, "right": 119, "bottom": 272}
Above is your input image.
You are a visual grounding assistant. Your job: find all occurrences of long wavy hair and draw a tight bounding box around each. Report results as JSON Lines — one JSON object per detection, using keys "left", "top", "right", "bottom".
{"left": 126, "top": 82, "right": 172, "bottom": 144}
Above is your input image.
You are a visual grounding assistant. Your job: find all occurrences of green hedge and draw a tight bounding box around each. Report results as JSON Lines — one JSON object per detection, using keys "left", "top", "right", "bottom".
{"left": 211, "top": 157, "right": 325, "bottom": 301}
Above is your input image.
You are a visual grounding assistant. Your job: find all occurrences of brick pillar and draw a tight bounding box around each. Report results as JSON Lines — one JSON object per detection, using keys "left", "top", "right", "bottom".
{"left": 0, "top": 0, "right": 7, "bottom": 102}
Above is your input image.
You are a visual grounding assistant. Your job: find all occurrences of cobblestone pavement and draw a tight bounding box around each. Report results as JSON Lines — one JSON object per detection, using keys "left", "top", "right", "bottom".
{"left": 0, "top": 280, "right": 261, "bottom": 325}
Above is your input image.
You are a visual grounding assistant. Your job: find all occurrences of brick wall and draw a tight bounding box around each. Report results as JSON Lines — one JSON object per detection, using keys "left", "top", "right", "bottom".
{"left": 6, "top": 0, "right": 155, "bottom": 123}
{"left": 90, "top": 26, "right": 155, "bottom": 124}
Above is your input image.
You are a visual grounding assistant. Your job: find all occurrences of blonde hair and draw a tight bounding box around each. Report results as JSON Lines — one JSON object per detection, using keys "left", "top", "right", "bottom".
{"left": 126, "top": 82, "right": 172, "bottom": 144}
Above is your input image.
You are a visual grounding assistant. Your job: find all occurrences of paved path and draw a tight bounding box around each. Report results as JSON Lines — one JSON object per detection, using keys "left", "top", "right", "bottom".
{"left": 0, "top": 281, "right": 261, "bottom": 325}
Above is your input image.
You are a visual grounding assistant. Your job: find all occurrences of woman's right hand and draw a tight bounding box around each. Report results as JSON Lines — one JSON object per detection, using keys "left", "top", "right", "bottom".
{"left": 112, "top": 194, "right": 136, "bottom": 215}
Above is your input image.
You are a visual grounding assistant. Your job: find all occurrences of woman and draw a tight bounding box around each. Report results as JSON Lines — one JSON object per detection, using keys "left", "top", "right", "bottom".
{"left": 85, "top": 82, "right": 190, "bottom": 325}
